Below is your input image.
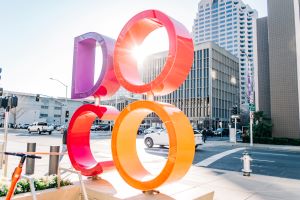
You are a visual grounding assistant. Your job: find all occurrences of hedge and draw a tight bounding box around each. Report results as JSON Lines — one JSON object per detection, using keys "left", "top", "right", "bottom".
{"left": 0, "top": 175, "right": 72, "bottom": 197}
{"left": 243, "top": 136, "right": 300, "bottom": 146}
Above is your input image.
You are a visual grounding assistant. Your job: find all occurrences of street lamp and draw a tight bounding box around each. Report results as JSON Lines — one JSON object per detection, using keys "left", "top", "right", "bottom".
{"left": 49, "top": 78, "right": 68, "bottom": 122}
{"left": 230, "top": 76, "right": 239, "bottom": 144}
{"left": 240, "top": 50, "right": 254, "bottom": 147}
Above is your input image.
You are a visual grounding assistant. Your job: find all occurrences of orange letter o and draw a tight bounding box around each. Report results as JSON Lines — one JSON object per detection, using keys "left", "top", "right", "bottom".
{"left": 111, "top": 100, "right": 195, "bottom": 191}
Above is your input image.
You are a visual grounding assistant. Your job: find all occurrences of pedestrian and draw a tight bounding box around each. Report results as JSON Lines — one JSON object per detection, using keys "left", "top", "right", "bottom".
{"left": 59, "top": 126, "right": 68, "bottom": 162}
{"left": 202, "top": 128, "right": 207, "bottom": 143}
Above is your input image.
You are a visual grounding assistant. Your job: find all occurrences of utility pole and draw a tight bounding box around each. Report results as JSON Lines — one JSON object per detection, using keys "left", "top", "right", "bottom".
{"left": 49, "top": 78, "right": 68, "bottom": 123}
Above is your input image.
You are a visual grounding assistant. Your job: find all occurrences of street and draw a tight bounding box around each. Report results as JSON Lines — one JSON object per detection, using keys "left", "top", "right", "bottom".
{"left": 1, "top": 129, "right": 300, "bottom": 180}
{"left": 146, "top": 137, "right": 300, "bottom": 180}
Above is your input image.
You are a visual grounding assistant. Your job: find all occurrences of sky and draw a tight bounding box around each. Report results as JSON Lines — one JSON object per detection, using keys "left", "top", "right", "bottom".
{"left": 0, "top": 0, "right": 267, "bottom": 98}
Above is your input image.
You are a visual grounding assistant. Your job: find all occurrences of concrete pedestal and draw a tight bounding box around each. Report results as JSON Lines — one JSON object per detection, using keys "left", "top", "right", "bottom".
{"left": 84, "top": 169, "right": 214, "bottom": 200}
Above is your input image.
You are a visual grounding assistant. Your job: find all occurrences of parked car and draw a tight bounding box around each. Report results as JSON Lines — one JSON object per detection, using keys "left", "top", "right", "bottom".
{"left": 144, "top": 127, "right": 164, "bottom": 135}
{"left": 19, "top": 123, "right": 30, "bottom": 129}
{"left": 97, "top": 124, "right": 113, "bottom": 131}
{"left": 214, "top": 128, "right": 229, "bottom": 137}
{"left": 144, "top": 129, "right": 204, "bottom": 148}
{"left": 56, "top": 125, "right": 66, "bottom": 132}
{"left": 137, "top": 127, "right": 145, "bottom": 135}
{"left": 90, "top": 125, "right": 98, "bottom": 131}
{"left": 28, "top": 122, "right": 54, "bottom": 134}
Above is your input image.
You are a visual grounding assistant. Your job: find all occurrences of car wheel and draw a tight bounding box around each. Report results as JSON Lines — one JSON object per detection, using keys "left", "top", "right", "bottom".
{"left": 37, "top": 129, "right": 41, "bottom": 134}
{"left": 48, "top": 131, "right": 52, "bottom": 135}
{"left": 144, "top": 137, "right": 154, "bottom": 148}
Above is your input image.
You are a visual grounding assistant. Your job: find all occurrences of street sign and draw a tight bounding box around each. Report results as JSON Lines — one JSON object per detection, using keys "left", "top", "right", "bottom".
{"left": 249, "top": 103, "right": 255, "bottom": 111}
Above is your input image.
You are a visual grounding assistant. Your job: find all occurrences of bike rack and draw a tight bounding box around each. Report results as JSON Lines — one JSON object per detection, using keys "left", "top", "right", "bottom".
{"left": 57, "top": 167, "right": 88, "bottom": 200}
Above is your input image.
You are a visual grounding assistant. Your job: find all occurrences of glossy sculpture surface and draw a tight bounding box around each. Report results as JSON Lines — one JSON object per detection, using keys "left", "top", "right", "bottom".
{"left": 68, "top": 9, "right": 195, "bottom": 190}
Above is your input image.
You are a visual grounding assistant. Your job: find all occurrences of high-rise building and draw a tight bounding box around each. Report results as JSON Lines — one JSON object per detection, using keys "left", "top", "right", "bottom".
{"left": 192, "top": 0, "right": 257, "bottom": 107}
{"left": 143, "top": 42, "right": 239, "bottom": 129}
{"left": 255, "top": 17, "right": 270, "bottom": 117}
{"left": 257, "top": 0, "right": 300, "bottom": 139}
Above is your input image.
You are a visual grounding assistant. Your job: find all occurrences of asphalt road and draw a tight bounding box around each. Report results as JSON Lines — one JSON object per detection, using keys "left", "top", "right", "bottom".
{"left": 145, "top": 136, "right": 300, "bottom": 180}
{"left": 1, "top": 129, "right": 300, "bottom": 180}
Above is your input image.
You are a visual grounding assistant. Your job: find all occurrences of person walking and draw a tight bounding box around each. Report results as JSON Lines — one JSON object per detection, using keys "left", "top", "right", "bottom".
{"left": 59, "top": 126, "right": 68, "bottom": 162}
{"left": 202, "top": 128, "right": 207, "bottom": 143}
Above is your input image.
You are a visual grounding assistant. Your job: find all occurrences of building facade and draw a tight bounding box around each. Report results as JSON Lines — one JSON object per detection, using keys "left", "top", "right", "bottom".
{"left": 255, "top": 17, "right": 271, "bottom": 117}
{"left": 192, "top": 0, "right": 257, "bottom": 107}
{"left": 267, "top": 0, "right": 300, "bottom": 139}
{"left": 143, "top": 42, "right": 239, "bottom": 129}
{"left": 2, "top": 91, "right": 88, "bottom": 126}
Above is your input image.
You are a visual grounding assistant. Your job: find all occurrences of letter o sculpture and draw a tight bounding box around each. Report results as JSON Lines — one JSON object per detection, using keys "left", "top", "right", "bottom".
{"left": 67, "top": 9, "right": 195, "bottom": 191}
{"left": 112, "top": 10, "right": 195, "bottom": 190}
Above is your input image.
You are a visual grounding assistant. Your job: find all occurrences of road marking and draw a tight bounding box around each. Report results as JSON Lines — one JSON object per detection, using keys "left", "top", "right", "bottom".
{"left": 233, "top": 157, "right": 275, "bottom": 163}
{"left": 195, "top": 147, "right": 246, "bottom": 167}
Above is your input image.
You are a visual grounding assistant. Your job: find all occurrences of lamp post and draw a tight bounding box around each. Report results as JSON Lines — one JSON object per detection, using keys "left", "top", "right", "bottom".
{"left": 230, "top": 76, "right": 238, "bottom": 144}
{"left": 49, "top": 78, "right": 68, "bottom": 122}
{"left": 240, "top": 50, "right": 254, "bottom": 147}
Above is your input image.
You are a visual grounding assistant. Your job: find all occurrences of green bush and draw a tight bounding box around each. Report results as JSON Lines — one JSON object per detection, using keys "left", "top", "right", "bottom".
{"left": 242, "top": 136, "right": 300, "bottom": 146}
{"left": 0, "top": 185, "right": 8, "bottom": 197}
{"left": 0, "top": 175, "right": 72, "bottom": 197}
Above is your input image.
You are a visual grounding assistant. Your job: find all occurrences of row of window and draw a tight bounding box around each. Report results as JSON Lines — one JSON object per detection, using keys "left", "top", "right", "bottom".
{"left": 41, "top": 105, "right": 62, "bottom": 110}
{"left": 40, "top": 114, "right": 61, "bottom": 118}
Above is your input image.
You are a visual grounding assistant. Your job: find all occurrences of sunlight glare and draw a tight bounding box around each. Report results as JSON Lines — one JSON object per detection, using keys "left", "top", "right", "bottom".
{"left": 132, "top": 45, "right": 145, "bottom": 65}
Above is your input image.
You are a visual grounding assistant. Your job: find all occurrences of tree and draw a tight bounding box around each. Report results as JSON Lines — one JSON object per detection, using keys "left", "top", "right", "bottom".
{"left": 253, "top": 111, "right": 273, "bottom": 137}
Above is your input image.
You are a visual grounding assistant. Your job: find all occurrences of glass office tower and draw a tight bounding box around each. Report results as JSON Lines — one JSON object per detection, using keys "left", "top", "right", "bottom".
{"left": 192, "top": 0, "right": 257, "bottom": 107}
{"left": 143, "top": 42, "right": 239, "bottom": 129}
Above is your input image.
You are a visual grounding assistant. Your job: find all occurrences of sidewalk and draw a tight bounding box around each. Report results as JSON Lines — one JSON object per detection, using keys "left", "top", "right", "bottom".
{"left": 184, "top": 166, "right": 300, "bottom": 200}
{"left": 204, "top": 138, "right": 300, "bottom": 152}
{"left": 1, "top": 138, "right": 299, "bottom": 200}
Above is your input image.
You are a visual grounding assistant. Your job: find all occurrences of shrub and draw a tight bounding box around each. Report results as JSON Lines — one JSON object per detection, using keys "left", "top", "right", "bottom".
{"left": 242, "top": 136, "right": 300, "bottom": 146}
{"left": 0, "top": 175, "right": 72, "bottom": 197}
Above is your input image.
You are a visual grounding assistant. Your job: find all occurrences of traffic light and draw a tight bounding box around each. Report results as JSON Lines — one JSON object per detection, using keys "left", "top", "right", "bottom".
{"left": 10, "top": 96, "right": 18, "bottom": 108}
{"left": 36, "top": 94, "right": 40, "bottom": 102}
{"left": 65, "top": 110, "right": 69, "bottom": 118}
{"left": 0, "top": 97, "right": 8, "bottom": 109}
{"left": 231, "top": 106, "right": 238, "bottom": 115}
{"left": 0, "top": 88, "right": 3, "bottom": 96}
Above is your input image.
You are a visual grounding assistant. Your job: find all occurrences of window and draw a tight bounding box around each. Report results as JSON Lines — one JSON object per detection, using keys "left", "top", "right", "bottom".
{"left": 41, "top": 105, "right": 48, "bottom": 109}
{"left": 39, "top": 114, "right": 48, "bottom": 118}
{"left": 54, "top": 107, "right": 61, "bottom": 110}
{"left": 54, "top": 114, "right": 61, "bottom": 118}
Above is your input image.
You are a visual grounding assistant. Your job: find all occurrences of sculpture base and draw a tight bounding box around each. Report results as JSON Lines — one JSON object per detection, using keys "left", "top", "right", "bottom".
{"left": 84, "top": 169, "right": 214, "bottom": 200}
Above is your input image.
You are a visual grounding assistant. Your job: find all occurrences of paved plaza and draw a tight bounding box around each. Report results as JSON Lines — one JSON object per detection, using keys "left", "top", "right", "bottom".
{"left": 0, "top": 129, "right": 300, "bottom": 199}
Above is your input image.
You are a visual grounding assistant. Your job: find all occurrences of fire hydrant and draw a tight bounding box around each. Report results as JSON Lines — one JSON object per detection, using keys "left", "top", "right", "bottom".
{"left": 241, "top": 151, "right": 252, "bottom": 176}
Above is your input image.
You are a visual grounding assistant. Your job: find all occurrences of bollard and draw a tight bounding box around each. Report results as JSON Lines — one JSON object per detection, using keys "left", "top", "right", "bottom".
{"left": 48, "top": 146, "right": 60, "bottom": 175}
{"left": 25, "top": 143, "right": 36, "bottom": 175}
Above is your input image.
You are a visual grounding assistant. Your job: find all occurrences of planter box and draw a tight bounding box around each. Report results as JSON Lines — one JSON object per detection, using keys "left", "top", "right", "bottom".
{"left": 5, "top": 185, "right": 81, "bottom": 200}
